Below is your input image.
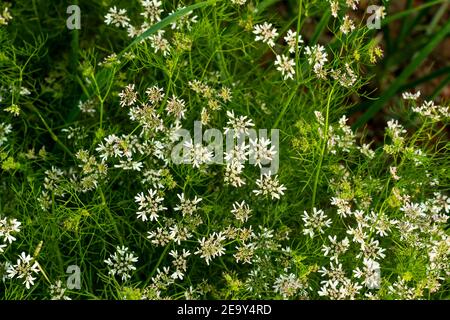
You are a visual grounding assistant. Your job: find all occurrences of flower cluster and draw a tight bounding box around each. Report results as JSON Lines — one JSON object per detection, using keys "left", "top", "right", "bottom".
{"left": 104, "top": 246, "right": 139, "bottom": 281}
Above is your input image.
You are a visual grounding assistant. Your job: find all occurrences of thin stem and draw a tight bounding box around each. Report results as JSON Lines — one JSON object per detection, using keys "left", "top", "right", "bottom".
{"left": 295, "top": 0, "right": 303, "bottom": 82}
{"left": 311, "top": 85, "right": 335, "bottom": 209}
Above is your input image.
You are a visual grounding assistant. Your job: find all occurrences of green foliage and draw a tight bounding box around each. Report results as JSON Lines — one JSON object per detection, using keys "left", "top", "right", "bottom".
{"left": 0, "top": 0, "right": 448, "bottom": 300}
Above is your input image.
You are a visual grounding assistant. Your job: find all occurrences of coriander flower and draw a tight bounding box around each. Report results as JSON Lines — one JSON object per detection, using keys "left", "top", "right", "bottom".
{"left": 273, "top": 273, "right": 305, "bottom": 299}
{"left": 329, "top": 1, "right": 339, "bottom": 18}
{"left": 170, "top": 6, "right": 198, "bottom": 30}
{"left": 302, "top": 208, "right": 332, "bottom": 237}
{"left": 0, "top": 7, "right": 13, "bottom": 26}
{"left": 135, "top": 189, "right": 167, "bottom": 221}
{"left": 224, "top": 110, "right": 255, "bottom": 138}
{"left": 353, "top": 258, "right": 381, "bottom": 289}
{"left": 146, "top": 85, "right": 165, "bottom": 104}
{"left": 140, "top": 0, "right": 163, "bottom": 23}
{"left": 304, "top": 44, "right": 328, "bottom": 69}
{"left": 166, "top": 95, "right": 186, "bottom": 119}
{"left": 249, "top": 137, "right": 276, "bottom": 168}
{"left": 346, "top": 0, "right": 360, "bottom": 10}
{"left": 234, "top": 243, "right": 256, "bottom": 264}
{"left": 231, "top": 0, "right": 247, "bottom": 5}
{"left": 402, "top": 91, "right": 421, "bottom": 101}
{"left": 119, "top": 84, "right": 138, "bottom": 108}
{"left": 253, "top": 173, "right": 286, "bottom": 200}
{"left": 284, "top": 30, "right": 303, "bottom": 53}
{"left": 225, "top": 142, "right": 249, "bottom": 164}
{"left": 231, "top": 200, "right": 252, "bottom": 223}
{"left": 150, "top": 30, "right": 171, "bottom": 56}
{"left": 0, "top": 216, "right": 21, "bottom": 244}
{"left": 195, "top": 232, "right": 226, "bottom": 265}
{"left": 340, "top": 15, "right": 356, "bottom": 35}
{"left": 0, "top": 122, "right": 12, "bottom": 146}
{"left": 104, "top": 246, "right": 138, "bottom": 281}
{"left": 224, "top": 161, "right": 246, "bottom": 187}
{"left": 174, "top": 193, "right": 202, "bottom": 216}
{"left": 49, "top": 280, "right": 71, "bottom": 300}
{"left": 322, "top": 235, "right": 350, "bottom": 263}
{"left": 7, "top": 252, "right": 40, "bottom": 289}
{"left": 104, "top": 6, "right": 130, "bottom": 28}
{"left": 275, "top": 54, "right": 295, "bottom": 80}
{"left": 253, "top": 22, "right": 279, "bottom": 47}
{"left": 183, "top": 141, "right": 213, "bottom": 168}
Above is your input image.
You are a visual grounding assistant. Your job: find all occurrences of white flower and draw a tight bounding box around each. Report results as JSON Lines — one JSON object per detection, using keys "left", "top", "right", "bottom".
{"left": 305, "top": 44, "right": 328, "bottom": 71}
{"left": 231, "top": 0, "right": 247, "bottom": 5}
{"left": 273, "top": 273, "right": 305, "bottom": 299}
{"left": 224, "top": 142, "right": 249, "bottom": 164}
{"left": 119, "top": 84, "right": 138, "bottom": 107}
{"left": 358, "top": 143, "right": 375, "bottom": 159}
{"left": 249, "top": 137, "right": 276, "bottom": 168}
{"left": 104, "top": 6, "right": 130, "bottom": 28}
{"left": 340, "top": 15, "right": 356, "bottom": 35}
{"left": 224, "top": 161, "right": 246, "bottom": 187}
{"left": 141, "top": 169, "right": 164, "bottom": 189}
{"left": 183, "top": 140, "right": 213, "bottom": 168}
{"left": 322, "top": 235, "right": 350, "bottom": 262}
{"left": 170, "top": 6, "right": 198, "bottom": 30}
{"left": 231, "top": 200, "right": 252, "bottom": 223}
{"left": 346, "top": 0, "right": 360, "bottom": 10}
{"left": 7, "top": 252, "right": 40, "bottom": 289}
{"left": 389, "top": 166, "right": 401, "bottom": 180}
{"left": 140, "top": 0, "right": 163, "bottom": 23}
{"left": 374, "top": 6, "right": 387, "bottom": 20}
{"left": 353, "top": 258, "right": 381, "bottom": 289}
{"left": 0, "top": 7, "right": 13, "bottom": 26}
{"left": 284, "top": 30, "right": 303, "bottom": 53}
{"left": 50, "top": 280, "right": 71, "bottom": 300}
{"left": 253, "top": 22, "right": 279, "bottom": 47}
{"left": 329, "top": 1, "right": 339, "bottom": 18}
{"left": 174, "top": 193, "right": 202, "bottom": 216}
{"left": 166, "top": 95, "right": 186, "bottom": 119}
{"left": 78, "top": 99, "right": 97, "bottom": 116}
{"left": 195, "top": 232, "right": 226, "bottom": 265}
{"left": 253, "top": 173, "right": 286, "bottom": 200}
{"left": 331, "top": 63, "right": 357, "bottom": 88}
{"left": 0, "top": 216, "right": 21, "bottom": 244}
{"left": 402, "top": 91, "right": 421, "bottom": 101}
{"left": 275, "top": 54, "right": 295, "bottom": 80}
{"left": 357, "top": 239, "right": 386, "bottom": 261}
{"left": 104, "top": 246, "right": 138, "bottom": 281}
{"left": 135, "top": 189, "right": 167, "bottom": 221}
{"left": 411, "top": 100, "right": 449, "bottom": 121}
{"left": 224, "top": 110, "right": 255, "bottom": 138}
{"left": 330, "top": 197, "right": 352, "bottom": 217}
{"left": 150, "top": 30, "right": 171, "bottom": 56}
{"left": 234, "top": 243, "right": 255, "bottom": 264}
{"left": 169, "top": 249, "right": 190, "bottom": 280}
{"left": 0, "top": 122, "right": 12, "bottom": 146}
{"left": 319, "top": 262, "right": 347, "bottom": 283}
{"left": 146, "top": 85, "right": 165, "bottom": 104}
{"left": 346, "top": 225, "right": 369, "bottom": 244}
{"left": 302, "top": 208, "right": 332, "bottom": 237}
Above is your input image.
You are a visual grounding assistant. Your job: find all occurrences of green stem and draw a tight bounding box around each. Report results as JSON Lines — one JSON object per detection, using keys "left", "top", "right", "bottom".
{"left": 311, "top": 85, "right": 335, "bottom": 209}
{"left": 295, "top": 0, "right": 303, "bottom": 82}
{"left": 99, "top": 188, "right": 123, "bottom": 244}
